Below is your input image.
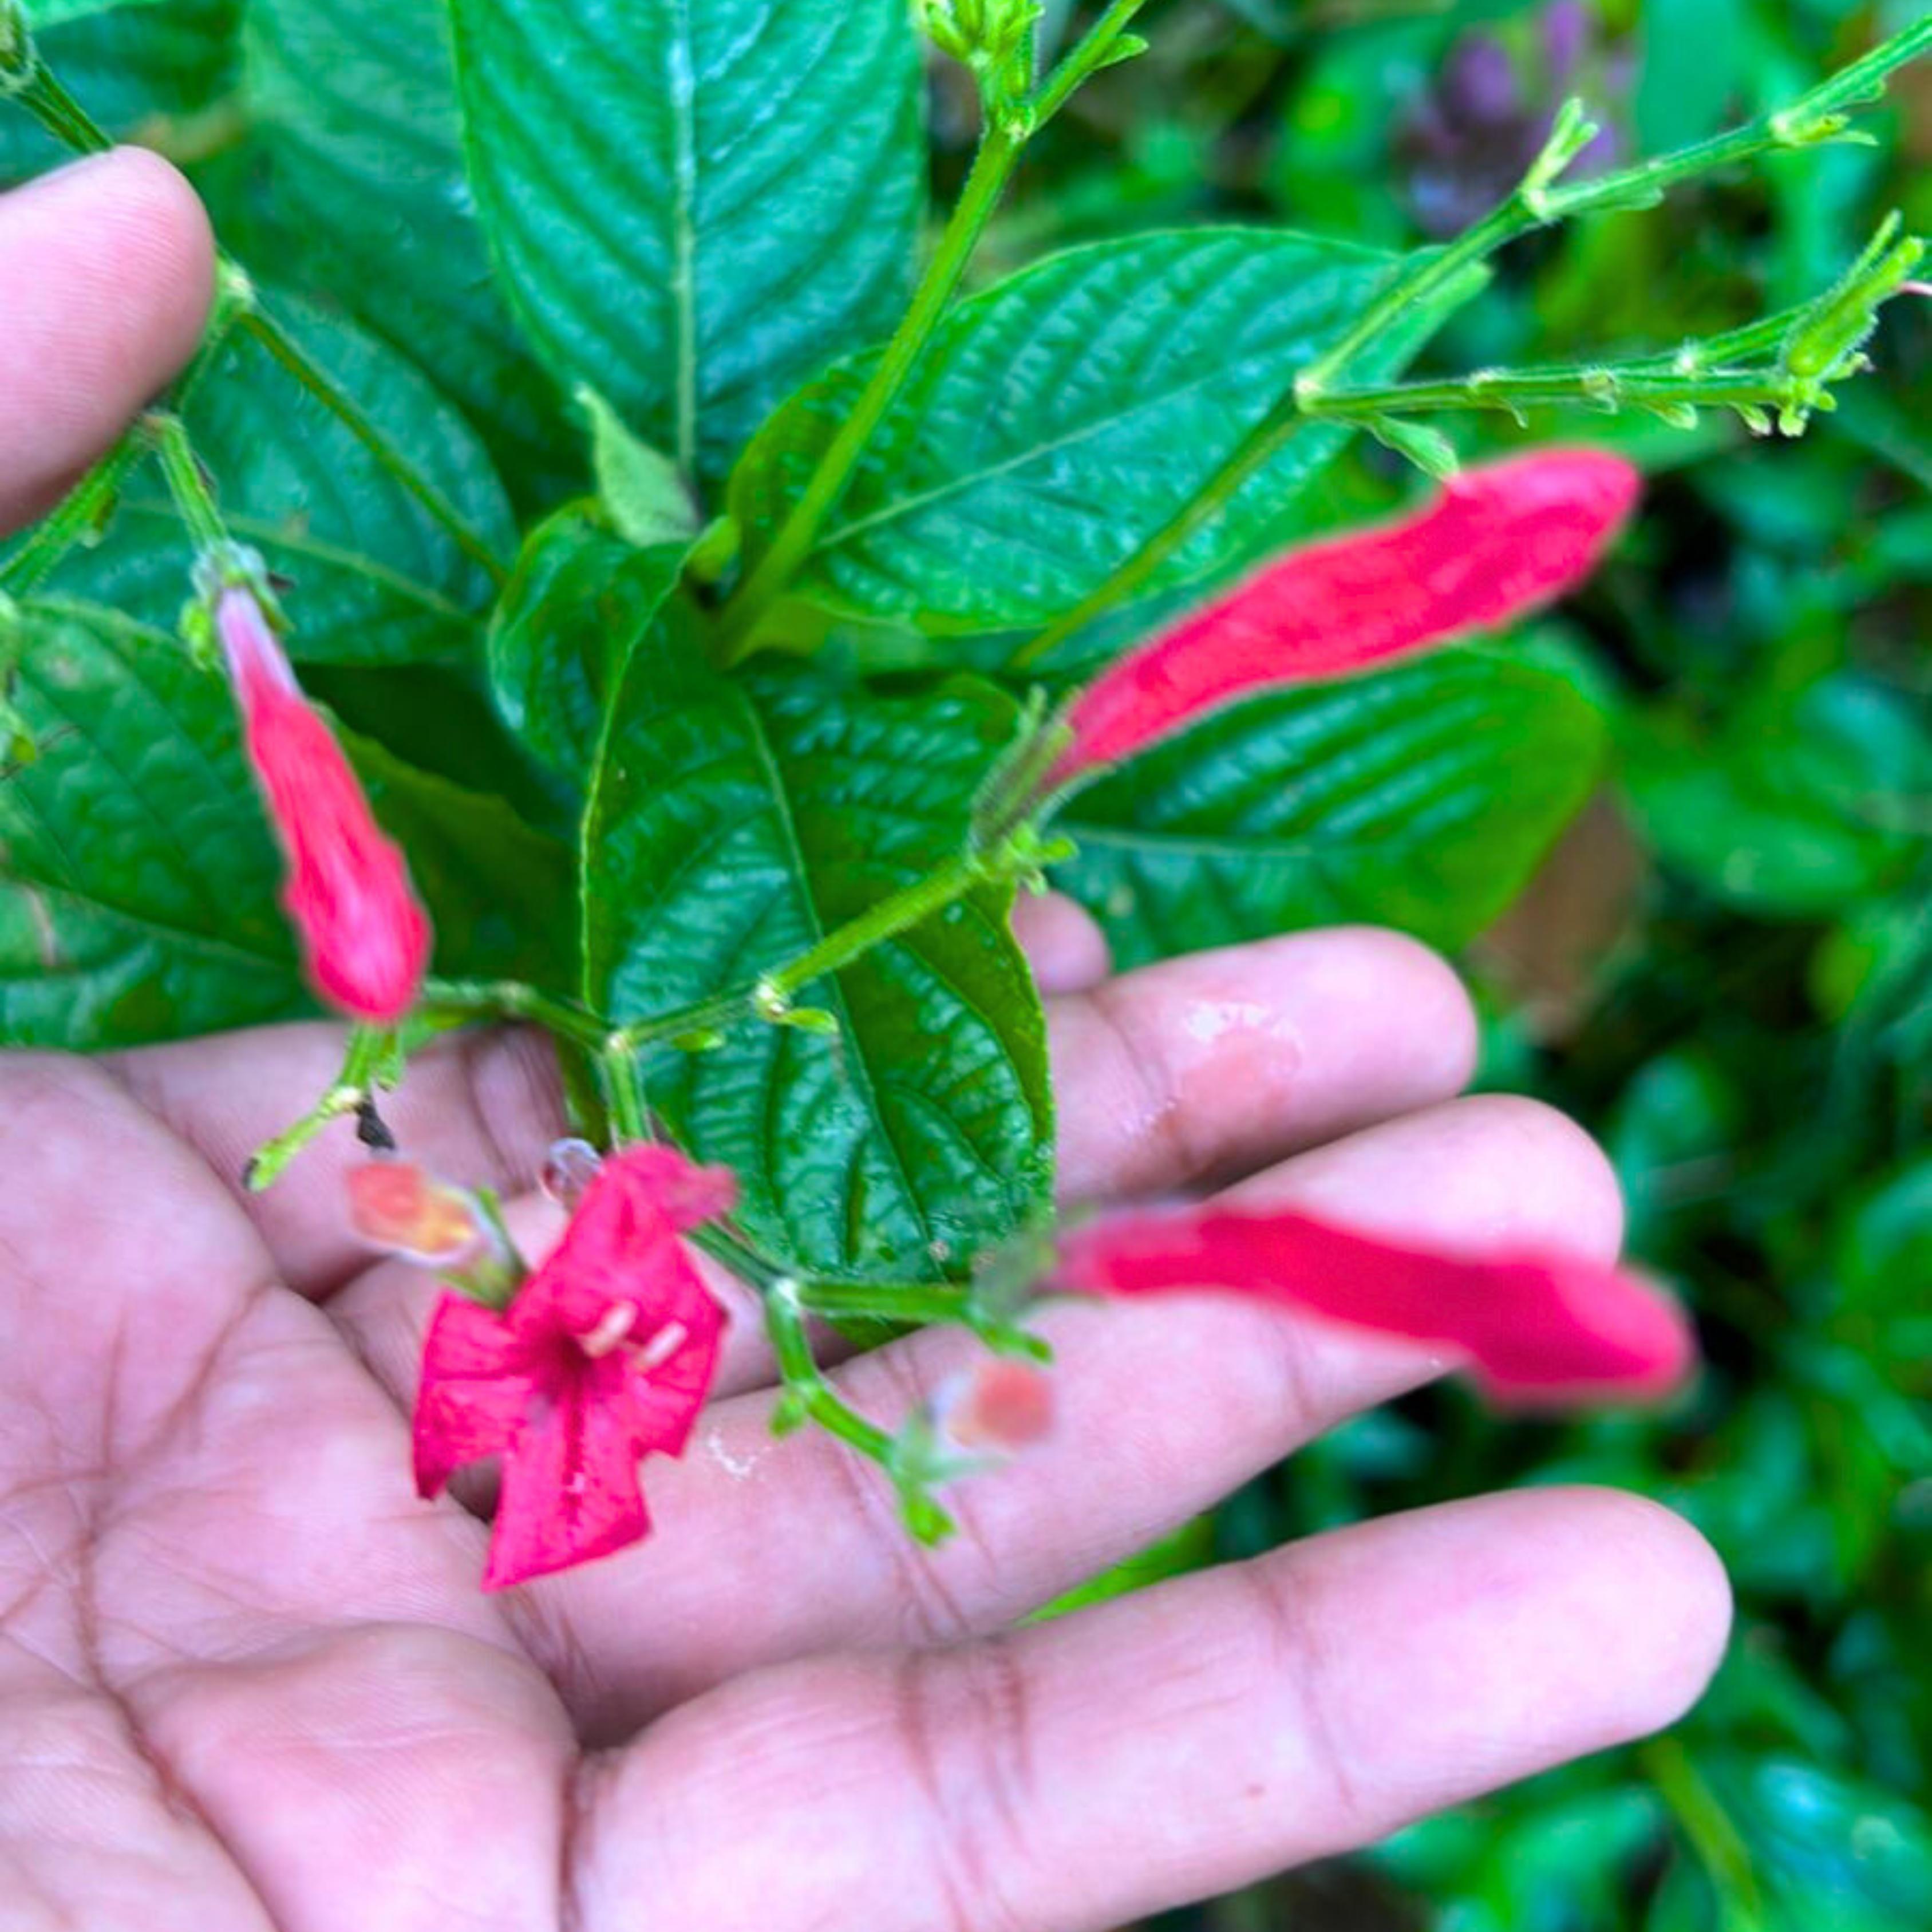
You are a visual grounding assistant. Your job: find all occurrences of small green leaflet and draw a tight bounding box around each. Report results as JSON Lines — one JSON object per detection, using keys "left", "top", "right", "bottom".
{"left": 730, "top": 229, "right": 1460, "bottom": 633}
{"left": 33, "top": 293, "right": 513, "bottom": 669}
{"left": 583, "top": 627, "right": 1053, "bottom": 1282}
{"left": 1053, "top": 648, "right": 1607, "bottom": 968}
{"left": 450, "top": 0, "right": 925, "bottom": 495}
{"left": 487, "top": 504, "right": 692, "bottom": 788}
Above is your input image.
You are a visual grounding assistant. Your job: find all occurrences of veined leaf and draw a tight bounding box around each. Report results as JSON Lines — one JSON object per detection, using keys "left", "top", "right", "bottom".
{"left": 450, "top": 0, "right": 924, "bottom": 493}
{"left": 242, "top": 0, "right": 575, "bottom": 500}
{"left": 731, "top": 229, "right": 1460, "bottom": 633}
{"left": 1053, "top": 648, "right": 1607, "bottom": 968}
{"left": 0, "top": 601, "right": 303, "bottom": 1046}
{"left": 0, "top": 0, "right": 238, "bottom": 176}
{"left": 583, "top": 631, "right": 1052, "bottom": 1281}
{"left": 487, "top": 505, "right": 691, "bottom": 788}
{"left": 34, "top": 293, "right": 515, "bottom": 667}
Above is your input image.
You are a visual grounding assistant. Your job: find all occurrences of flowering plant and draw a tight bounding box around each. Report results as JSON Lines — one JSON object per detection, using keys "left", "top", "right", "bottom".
{"left": 0, "top": 0, "right": 1924, "bottom": 1590}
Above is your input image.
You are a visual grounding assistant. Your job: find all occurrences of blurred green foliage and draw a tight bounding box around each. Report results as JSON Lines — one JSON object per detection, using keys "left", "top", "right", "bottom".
{"left": 999, "top": 3, "right": 1930, "bottom": 1927}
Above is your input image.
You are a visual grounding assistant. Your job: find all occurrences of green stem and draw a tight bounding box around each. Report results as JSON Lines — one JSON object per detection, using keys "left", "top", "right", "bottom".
{"left": 0, "top": 436, "right": 147, "bottom": 599}
{"left": 145, "top": 412, "right": 228, "bottom": 551}
{"left": 718, "top": 117, "right": 1024, "bottom": 658}
{"left": 5, "top": 57, "right": 112, "bottom": 154}
{"left": 614, "top": 844, "right": 1009, "bottom": 1053}
{"left": 1307, "top": 365, "right": 1805, "bottom": 423}
{"left": 600, "top": 1042, "right": 651, "bottom": 1144}
{"left": 247, "top": 1025, "right": 395, "bottom": 1191}
{"left": 1640, "top": 1739, "right": 1770, "bottom": 1929}
{"left": 795, "top": 1279, "right": 977, "bottom": 1326}
{"left": 764, "top": 1278, "right": 901, "bottom": 1464}
{"left": 1005, "top": 403, "right": 1306, "bottom": 673}
{"left": 235, "top": 308, "right": 511, "bottom": 588}
{"left": 1029, "top": 0, "right": 1151, "bottom": 127}
{"left": 418, "top": 977, "right": 609, "bottom": 1052}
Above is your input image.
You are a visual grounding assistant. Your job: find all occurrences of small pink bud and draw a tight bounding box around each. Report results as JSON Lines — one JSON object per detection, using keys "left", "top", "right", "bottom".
{"left": 939, "top": 1358, "right": 1057, "bottom": 1456}
{"left": 216, "top": 586, "right": 431, "bottom": 1022}
{"left": 1046, "top": 449, "right": 1640, "bottom": 789}
{"left": 347, "top": 1160, "right": 487, "bottom": 1265}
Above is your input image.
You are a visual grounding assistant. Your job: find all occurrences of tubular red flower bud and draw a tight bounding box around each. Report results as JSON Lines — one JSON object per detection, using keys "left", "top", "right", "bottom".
{"left": 412, "top": 1143, "right": 739, "bottom": 1590}
{"left": 937, "top": 1357, "right": 1057, "bottom": 1456}
{"left": 216, "top": 586, "right": 431, "bottom": 1022}
{"left": 1055, "top": 1204, "right": 1693, "bottom": 1406}
{"left": 1046, "top": 448, "right": 1641, "bottom": 788}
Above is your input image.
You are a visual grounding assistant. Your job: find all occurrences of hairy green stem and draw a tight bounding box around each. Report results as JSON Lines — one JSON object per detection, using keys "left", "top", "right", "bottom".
{"left": 146, "top": 412, "right": 228, "bottom": 551}
{"left": 1029, "top": 0, "right": 1152, "bottom": 127}
{"left": 418, "top": 977, "right": 609, "bottom": 1052}
{"left": 247, "top": 1025, "right": 396, "bottom": 1191}
{"left": 5, "top": 56, "right": 111, "bottom": 153}
{"left": 1306, "top": 365, "right": 1807, "bottom": 423}
{"left": 718, "top": 119, "right": 1023, "bottom": 657}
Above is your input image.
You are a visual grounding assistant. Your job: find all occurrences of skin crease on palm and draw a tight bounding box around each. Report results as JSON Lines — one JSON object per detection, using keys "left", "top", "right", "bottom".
{"left": 0, "top": 150, "right": 1733, "bottom": 1932}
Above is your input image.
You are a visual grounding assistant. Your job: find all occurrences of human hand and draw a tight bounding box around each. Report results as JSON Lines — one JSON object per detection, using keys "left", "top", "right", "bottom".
{"left": 1, "top": 153, "right": 1729, "bottom": 1932}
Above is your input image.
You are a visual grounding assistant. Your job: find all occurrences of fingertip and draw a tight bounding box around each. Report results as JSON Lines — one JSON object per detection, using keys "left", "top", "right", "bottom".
{"left": 1328, "top": 926, "right": 1480, "bottom": 1095}
{"left": 1013, "top": 890, "right": 1112, "bottom": 994}
{"left": 0, "top": 147, "right": 218, "bottom": 529}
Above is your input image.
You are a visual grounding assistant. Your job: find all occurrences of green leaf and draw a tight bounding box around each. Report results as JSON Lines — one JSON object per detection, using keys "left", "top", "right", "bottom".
{"left": 1623, "top": 674, "right": 1932, "bottom": 917}
{"left": 583, "top": 632, "right": 1052, "bottom": 1281}
{"left": 240, "top": 0, "right": 576, "bottom": 501}
{"left": 0, "top": 600, "right": 303, "bottom": 1046}
{"left": 31, "top": 294, "right": 514, "bottom": 667}
{"left": 22, "top": 0, "right": 171, "bottom": 27}
{"left": 579, "top": 388, "right": 701, "bottom": 548}
{"left": 343, "top": 730, "right": 576, "bottom": 990}
{"left": 487, "top": 504, "right": 691, "bottom": 787}
{"left": 1052, "top": 648, "right": 1607, "bottom": 969}
{"left": 731, "top": 230, "right": 1453, "bottom": 633}
{"left": 449, "top": 0, "right": 924, "bottom": 493}
{"left": 0, "top": 0, "right": 238, "bottom": 176}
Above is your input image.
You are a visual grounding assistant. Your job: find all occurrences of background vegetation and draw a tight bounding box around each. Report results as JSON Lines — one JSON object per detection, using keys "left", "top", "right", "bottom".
{"left": 3, "top": 2, "right": 1927, "bottom": 1926}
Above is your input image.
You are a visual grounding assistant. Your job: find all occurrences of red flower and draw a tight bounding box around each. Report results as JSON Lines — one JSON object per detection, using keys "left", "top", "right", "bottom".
{"left": 217, "top": 586, "right": 431, "bottom": 1022}
{"left": 1046, "top": 449, "right": 1640, "bottom": 788}
{"left": 413, "top": 1144, "right": 738, "bottom": 1590}
{"left": 1056, "top": 1204, "right": 1693, "bottom": 1406}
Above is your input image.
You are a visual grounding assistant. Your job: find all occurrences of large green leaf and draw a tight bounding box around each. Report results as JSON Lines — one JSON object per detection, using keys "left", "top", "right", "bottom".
{"left": 0, "top": 601, "right": 303, "bottom": 1046}
{"left": 449, "top": 0, "right": 924, "bottom": 494}
{"left": 583, "top": 633, "right": 1053, "bottom": 1281}
{"left": 240, "top": 0, "right": 575, "bottom": 499}
{"left": 34, "top": 293, "right": 514, "bottom": 668}
{"left": 730, "top": 229, "right": 1450, "bottom": 633}
{"left": 487, "top": 505, "right": 690, "bottom": 788}
{"left": 0, "top": 0, "right": 238, "bottom": 176}
{"left": 1052, "top": 648, "right": 1607, "bottom": 969}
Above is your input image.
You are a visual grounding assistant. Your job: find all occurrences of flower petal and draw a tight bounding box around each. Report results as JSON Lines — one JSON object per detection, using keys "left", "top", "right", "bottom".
{"left": 483, "top": 1356, "right": 651, "bottom": 1591}
{"left": 412, "top": 1294, "right": 534, "bottom": 1498}
{"left": 1048, "top": 448, "right": 1640, "bottom": 785}
{"left": 1056, "top": 1206, "right": 1694, "bottom": 1405}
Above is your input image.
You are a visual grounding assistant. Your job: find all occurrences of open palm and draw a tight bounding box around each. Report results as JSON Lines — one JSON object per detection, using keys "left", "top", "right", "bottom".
{"left": 1, "top": 153, "right": 1729, "bottom": 1932}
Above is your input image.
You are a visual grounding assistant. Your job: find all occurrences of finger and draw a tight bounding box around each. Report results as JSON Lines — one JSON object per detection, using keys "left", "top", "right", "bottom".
{"left": 575, "top": 1487, "right": 1731, "bottom": 1932}
{"left": 0, "top": 149, "right": 215, "bottom": 531}
{"left": 109, "top": 1020, "right": 571, "bottom": 1301}
{"left": 1010, "top": 890, "right": 1111, "bottom": 994}
{"left": 113, "top": 924, "right": 1474, "bottom": 1304}
{"left": 504, "top": 1093, "right": 1621, "bottom": 1728}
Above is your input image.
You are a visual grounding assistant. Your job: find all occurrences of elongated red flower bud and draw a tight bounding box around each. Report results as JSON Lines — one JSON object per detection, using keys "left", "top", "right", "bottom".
{"left": 1046, "top": 449, "right": 1640, "bottom": 788}
{"left": 1056, "top": 1204, "right": 1693, "bottom": 1406}
{"left": 218, "top": 586, "right": 431, "bottom": 1022}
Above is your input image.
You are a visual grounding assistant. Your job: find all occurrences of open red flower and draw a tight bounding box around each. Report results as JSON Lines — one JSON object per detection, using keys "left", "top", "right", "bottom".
{"left": 413, "top": 1144, "right": 738, "bottom": 1590}
{"left": 1056, "top": 1203, "right": 1693, "bottom": 1406}
{"left": 217, "top": 585, "right": 431, "bottom": 1022}
{"left": 1046, "top": 448, "right": 1640, "bottom": 788}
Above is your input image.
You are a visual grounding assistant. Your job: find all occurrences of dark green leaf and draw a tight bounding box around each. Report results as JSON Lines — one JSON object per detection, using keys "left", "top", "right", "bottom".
{"left": 0, "top": 600, "right": 303, "bottom": 1046}
{"left": 240, "top": 0, "right": 576, "bottom": 500}
{"left": 344, "top": 730, "right": 576, "bottom": 990}
{"left": 487, "top": 504, "right": 690, "bottom": 787}
{"left": 732, "top": 230, "right": 1458, "bottom": 631}
{"left": 449, "top": 0, "right": 924, "bottom": 495}
{"left": 33, "top": 292, "right": 515, "bottom": 667}
{"left": 1053, "top": 648, "right": 1607, "bottom": 968}
{"left": 0, "top": 0, "right": 239, "bottom": 177}
{"left": 1623, "top": 674, "right": 1932, "bottom": 917}
{"left": 584, "top": 632, "right": 1052, "bottom": 1281}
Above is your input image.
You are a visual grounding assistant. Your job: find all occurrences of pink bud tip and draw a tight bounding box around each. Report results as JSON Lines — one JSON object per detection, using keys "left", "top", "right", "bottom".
{"left": 216, "top": 587, "right": 432, "bottom": 1022}
{"left": 1047, "top": 448, "right": 1641, "bottom": 788}
{"left": 942, "top": 1358, "right": 1057, "bottom": 1455}
{"left": 1056, "top": 1204, "right": 1694, "bottom": 1408}
{"left": 347, "top": 1160, "right": 485, "bottom": 1264}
